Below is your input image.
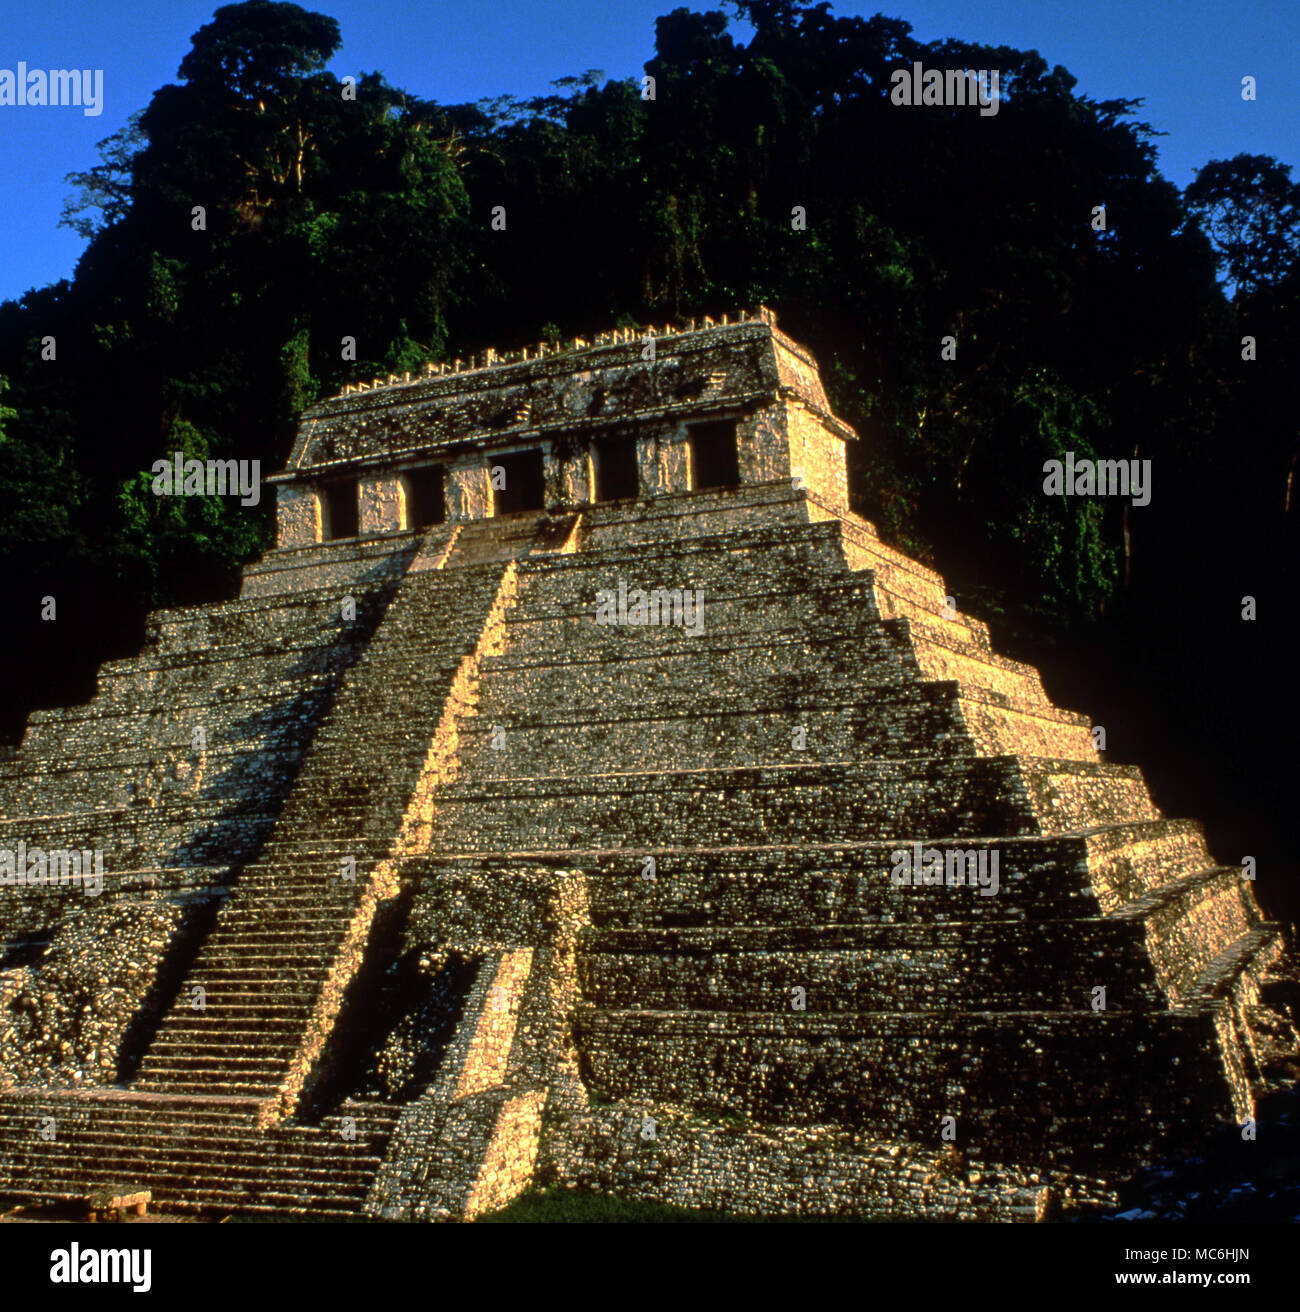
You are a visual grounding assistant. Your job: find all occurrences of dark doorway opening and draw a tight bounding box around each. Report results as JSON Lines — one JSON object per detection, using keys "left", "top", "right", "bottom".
{"left": 322, "top": 478, "right": 359, "bottom": 540}
{"left": 592, "top": 436, "right": 639, "bottom": 502}
{"left": 689, "top": 421, "right": 740, "bottom": 490}
{"left": 493, "top": 448, "right": 546, "bottom": 515}
{"left": 402, "top": 465, "right": 446, "bottom": 529}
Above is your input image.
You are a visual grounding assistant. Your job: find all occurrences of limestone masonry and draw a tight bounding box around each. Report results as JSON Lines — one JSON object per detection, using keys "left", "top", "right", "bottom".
{"left": 1, "top": 308, "right": 1296, "bottom": 1220}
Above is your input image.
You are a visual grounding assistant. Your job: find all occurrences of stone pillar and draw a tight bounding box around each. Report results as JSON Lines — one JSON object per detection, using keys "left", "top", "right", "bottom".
{"left": 447, "top": 460, "right": 494, "bottom": 520}
{"left": 738, "top": 409, "right": 790, "bottom": 485}
{"left": 358, "top": 474, "right": 404, "bottom": 535}
{"left": 547, "top": 444, "right": 592, "bottom": 506}
{"left": 275, "top": 482, "right": 321, "bottom": 547}
{"left": 637, "top": 428, "right": 692, "bottom": 497}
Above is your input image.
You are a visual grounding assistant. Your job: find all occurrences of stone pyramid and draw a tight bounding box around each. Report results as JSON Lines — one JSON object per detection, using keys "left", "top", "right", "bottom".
{"left": 1, "top": 308, "right": 1295, "bottom": 1220}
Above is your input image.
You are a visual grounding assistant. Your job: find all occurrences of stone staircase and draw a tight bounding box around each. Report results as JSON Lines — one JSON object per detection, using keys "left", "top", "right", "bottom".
{"left": 0, "top": 520, "right": 530, "bottom": 1214}
{"left": 0, "top": 1090, "right": 398, "bottom": 1218}
{"left": 132, "top": 547, "right": 516, "bottom": 1103}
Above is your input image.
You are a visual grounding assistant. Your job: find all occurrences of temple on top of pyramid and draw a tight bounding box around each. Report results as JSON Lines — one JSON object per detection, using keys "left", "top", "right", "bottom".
{"left": 271, "top": 307, "right": 853, "bottom": 545}
{"left": 1, "top": 308, "right": 1297, "bottom": 1223}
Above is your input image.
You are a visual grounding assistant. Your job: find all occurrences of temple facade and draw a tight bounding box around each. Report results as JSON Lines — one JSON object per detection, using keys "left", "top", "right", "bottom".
{"left": 273, "top": 308, "right": 850, "bottom": 545}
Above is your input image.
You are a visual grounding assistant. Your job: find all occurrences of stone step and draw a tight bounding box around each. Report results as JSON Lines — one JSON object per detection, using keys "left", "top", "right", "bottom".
{"left": 829, "top": 514, "right": 949, "bottom": 599}
{"left": 131, "top": 1079, "right": 285, "bottom": 1097}
{"left": 144, "top": 1013, "right": 311, "bottom": 1029}
{"left": 0, "top": 798, "right": 278, "bottom": 832}
{"left": 158, "top": 959, "right": 342, "bottom": 979}
{"left": 215, "top": 903, "right": 361, "bottom": 921}
{"left": 954, "top": 687, "right": 1096, "bottom": 760}
{"left": 150, "top": 573, "right": 394, "bottom": 624}
{"left": 0, "top": 1170, "right": 375, "bottom": 1211}
{"left": 431, "top": 758, "right": 1034, "bottom": 852}
{"left": 135, "top": 1042, "right": 294, "bottom": 1060}
{"left": 5, "top": 747, "right": 318, "bottom": 809}
{"left": 576, "top": 480, "right": 811, "bottom": 548}
{"left": 0, "top": 1150, "right": 384, "bottom": 1182}
{"left": 512, "top": 517, "right": 848, "bottom": 605}
{"left": 1113, "top": 866, "right": 1262, "bottom": 1003}
{"left": 85, "top": 654, "right": 358, "bottom": 717}
{"left": 148, "top": 996, "right": 315, "bottom": 1013}
{"left": 19, "top": 711, "right": 336, "bottom": 771}
{"left": 440, "top": 513, "right": 550, "bottom": 565}
{"left": 0, "top": 812, "right": 280, "bottom": 872}
{"left": 106, "top": 619, "right": 363, "bottom": 670}
{"left": 137, "top": 1052, "right": 289, "bottom": 1069}
{"left": 0, "top": 1097, "right": 395, "bottom": 1136}
{"left": 212, "top": 912, "right": 365, "bottom": 930}
{"left": 455, "top": 689, "right": 1099, "bottom": 780}
{"left": 894, "top": 619, "right": 1055, "bottom": 714}
{"left": 1020, "top": 759, "right": 1158, "bottom": 831}
{"left": 139, "top": 1025, "right": 308, "bottom": 1051}
{"left": 515, "top": 821, "right": 1217, "bottom": 930}
{"left": 475, "top": 632, "right": 918, "bottom": 723}
{"left": 139, "top": 993, "right": 317, "bottom": 1031}
{"left": 0, "top": 1160, "right": 383, "bottom": 1198}
{"left": 16, "top": 676, "right": 342, "bottom": 745}
{"left": 130, "top": 1049, "right": 300, "bottom": 1073}
{"left": 1083, "top": 819, "right": 1216, "bottom": 910}
{"left": 577, "top": 917, "right": 1164, "bottom": 1012}
{"left": 196, "top": 933, "right": 348, "bottom": 952}
{"left": 191, "top": 928, "right": 348, "bottom": 950}
{"left": 149, "top": 580, "right": 391, "bottom": 629}
{"left": 0, "top": 1122, "right": 392, "bottom": 1160}
{"left": 512, "top": 558, "right": 845, "bottom": 633}
{"left": 145, "top": 1030, "right": 303, "bottom": 1048}
{"left": 583, "top": 493, "right": 971, "bottom": 652}
{"left": 0, "top": 1116, "right": 388, "bottom": 1154}
{"left": 496, "top": 575, "right": 887, "bottom": 660}
{"left": 833, "top": 525, "right": 995, "bottom": 652}
{"left": 457, "top": 696, "right": 972, "bottom": 779}
{"left": 550, "top": 1099, "right": 1074, "bottom": 1220}
{"left": 416, "top": 842, "right": 1075, "bottom": 926}
{"left": 240, "top": 532, "right": 424, "bottom": 575}
{"left": 574, "top": 1005, "right": 1233, "bottom": 1166}
{"left": 0, "top": 1186, "right": 368, "bottom": 1219}
{"left": 135, "top": 1069, "right": 289, "bottom": 1086}
{"left": 1186, "top": 924, "right": 1285, "bottom": 1004}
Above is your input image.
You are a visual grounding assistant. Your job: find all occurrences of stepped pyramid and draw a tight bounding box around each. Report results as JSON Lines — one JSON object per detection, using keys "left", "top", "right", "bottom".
{"left": 1, "top": 308, "right": 1296, "bottom": 1221}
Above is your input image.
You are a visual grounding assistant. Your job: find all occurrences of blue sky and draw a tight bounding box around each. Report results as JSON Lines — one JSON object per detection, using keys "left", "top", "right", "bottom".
{"left": 1, "top": 0, "right": 1296, "bottom": 302}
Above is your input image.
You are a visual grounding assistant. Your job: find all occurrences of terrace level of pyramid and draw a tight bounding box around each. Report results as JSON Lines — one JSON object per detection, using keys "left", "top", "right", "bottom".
{"left": 1, "top": 307, "right": 1296, "bottom": 1220}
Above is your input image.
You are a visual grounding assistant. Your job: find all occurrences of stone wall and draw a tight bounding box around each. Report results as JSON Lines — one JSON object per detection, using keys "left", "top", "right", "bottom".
{"left": 542, "top": 1105, "right": 1107, "bottom": 1220}
{"left": 0, "top": 897, "right": 185, "bottom": 1088}
{"left": 365, "top": 865, "right": 588, "bottom": 1220}
{"left": 787, "top": 403, "right": 850, "bottom": 510}
{"left": 546, "top": 439, "right": 592, "bottom": 506}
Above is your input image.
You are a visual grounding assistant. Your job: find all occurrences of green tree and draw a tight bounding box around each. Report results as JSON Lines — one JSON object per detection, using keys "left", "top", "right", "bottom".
{"left": 1185, "top": 154, "right": 1300, "bottom": 297}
